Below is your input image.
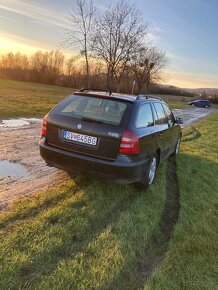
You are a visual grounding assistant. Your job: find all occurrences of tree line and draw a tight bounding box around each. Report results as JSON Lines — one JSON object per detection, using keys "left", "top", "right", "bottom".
{"left": 0, "top": 0, "right": 192, "bottom": 96}
{"left": 0, "top": 47, "right": 167, "bottom": 93}
{"left": 0, "top": 51, "right": 65, "bottom": 85}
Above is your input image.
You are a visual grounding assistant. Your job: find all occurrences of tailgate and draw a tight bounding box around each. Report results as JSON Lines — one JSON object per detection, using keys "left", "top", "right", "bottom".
{"left": 45, "top": 95, "right": 132, "bottom": 160}
{"left": 46, "top": 116, "right": 124, "bottom": 160}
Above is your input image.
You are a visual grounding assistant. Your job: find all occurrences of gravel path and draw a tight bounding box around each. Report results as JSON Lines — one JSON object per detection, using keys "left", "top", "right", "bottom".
{"left": 173, "top": 107, "right": 218, "bottom": 128}
{"left": 0, "top": 107, "right": 217, "bottom": 208}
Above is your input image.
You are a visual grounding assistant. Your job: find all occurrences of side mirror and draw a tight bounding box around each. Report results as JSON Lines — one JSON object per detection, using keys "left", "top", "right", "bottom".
{"left": 175, "top": 117, "right": 183, "bottom": 124}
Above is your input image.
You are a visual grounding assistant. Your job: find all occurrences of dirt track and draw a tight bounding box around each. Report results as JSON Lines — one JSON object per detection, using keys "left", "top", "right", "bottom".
{"left": 0, "top": 121, "right": 68, "bottom": 209}
{"left": 0, "top": 107, "right": 217, "bottom": 208}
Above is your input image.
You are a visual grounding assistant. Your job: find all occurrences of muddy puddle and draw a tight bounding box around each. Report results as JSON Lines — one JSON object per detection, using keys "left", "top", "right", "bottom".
{"left": 0, "top": 118, "right": 41, "bottom": 128}
{"left": 0, "top": 160, "right": 29, "bottom": 177}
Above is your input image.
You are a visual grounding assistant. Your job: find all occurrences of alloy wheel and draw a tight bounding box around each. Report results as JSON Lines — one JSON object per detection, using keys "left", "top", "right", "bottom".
{"left": 148, "top": 157, "right": 157, "bottom": 185}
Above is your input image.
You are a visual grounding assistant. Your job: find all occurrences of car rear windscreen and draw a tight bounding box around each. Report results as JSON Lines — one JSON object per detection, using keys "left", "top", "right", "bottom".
{"left": 56, "top": 95, "right": 128, "bottom": 126}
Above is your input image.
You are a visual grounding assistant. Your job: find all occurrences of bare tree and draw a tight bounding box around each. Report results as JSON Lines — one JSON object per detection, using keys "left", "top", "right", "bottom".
{"left": 31, "top": 50, "right": 64, "bottom": 84}
{"left": 63, "top": 0, "right": 95, "bottom": 87}
{"left": 0, "top": 52, "right": 29, "bottom": 81}
{"left": 128, "top": 47, "right": 168, "bottom": 94}
{"left": 66, "top": 56, "right": 79, "bottom": 76}
{"left": 46, "top": 50, "right": 65, "bottom": 84}
{"left": 92, "top": 0, "right": 149, "bottom": 91}
{"left": 65, "top": 56, "right": 81, "bottom": 87}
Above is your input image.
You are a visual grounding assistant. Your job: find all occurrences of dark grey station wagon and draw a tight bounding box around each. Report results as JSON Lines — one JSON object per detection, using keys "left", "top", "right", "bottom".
{"left": 39, "top": 89, "right": 183, "bottom": 188}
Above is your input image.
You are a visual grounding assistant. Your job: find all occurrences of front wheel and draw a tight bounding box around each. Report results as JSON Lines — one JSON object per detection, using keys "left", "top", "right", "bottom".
{"left": 173, "top": 137, "right": 181, "bottom": 156}
{"left": 148, "top": 156, "right": 157, "bottom": 185}
{"left": 139, "top": 155, "right": 158, "bottom": 189}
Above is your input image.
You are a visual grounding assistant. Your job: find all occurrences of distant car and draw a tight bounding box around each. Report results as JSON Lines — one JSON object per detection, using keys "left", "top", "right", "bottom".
{"left": 39, "top": 89, "right": 183, "bottom": 188}
{"left": 188, "top": 100, "right": 212, "bottom": 108}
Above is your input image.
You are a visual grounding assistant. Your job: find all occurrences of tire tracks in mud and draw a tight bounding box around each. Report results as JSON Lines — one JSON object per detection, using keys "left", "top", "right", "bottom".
{"left": 138, "top": 155, "right": 180, "bottom": 287}
{"left": 182, "top": 126, "right": 201, "bottom": 143}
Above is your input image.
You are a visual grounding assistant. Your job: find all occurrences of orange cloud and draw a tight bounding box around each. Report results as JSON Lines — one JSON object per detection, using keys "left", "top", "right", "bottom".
{"left": 0, "top": 31, "right": 72, "bottom": 58}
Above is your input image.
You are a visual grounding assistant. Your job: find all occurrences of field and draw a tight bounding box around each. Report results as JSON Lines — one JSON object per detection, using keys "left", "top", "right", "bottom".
{"left": 0, "top": 111, "right": 217, "bottom": 289}
{"left": 0, "top": 79, "right": 73, "bottom": 119}
{"left": 0, "top": 79, "right": 189, "bottom": 119}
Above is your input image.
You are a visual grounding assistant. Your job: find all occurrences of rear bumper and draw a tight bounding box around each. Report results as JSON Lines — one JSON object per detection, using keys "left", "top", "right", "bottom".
{"left": 39, "top": 138, "right": 149, "bottom": 184}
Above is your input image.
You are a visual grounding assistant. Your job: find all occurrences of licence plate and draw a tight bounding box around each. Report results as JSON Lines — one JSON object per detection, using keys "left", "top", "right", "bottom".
{"left": 63, "top": 130, "right": 97, "bottom": 146}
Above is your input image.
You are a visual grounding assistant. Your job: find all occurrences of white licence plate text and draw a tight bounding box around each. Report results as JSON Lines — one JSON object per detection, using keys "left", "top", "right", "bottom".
{"left": 63, "top": 131, "right": 97, "bottom": 146}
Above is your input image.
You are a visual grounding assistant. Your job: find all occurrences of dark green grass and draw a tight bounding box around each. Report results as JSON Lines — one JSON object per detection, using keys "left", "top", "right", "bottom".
{"left": 0, "top": 79, "right": 73, "bottom": 118}
{"left": 155, "top": 94, "right": 190, "bottom": 109}
{"left": 147, "top": 113, "right": 218, "bottom": 290}
{"left": 1, "top": 114, "right": 218, "bottom": 289}
{"left": 0, "top": 169, "right": 166, "bottom": 289}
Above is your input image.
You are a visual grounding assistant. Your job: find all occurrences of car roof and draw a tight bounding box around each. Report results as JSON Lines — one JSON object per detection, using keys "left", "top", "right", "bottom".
{"left": 196, "top": 99, "right": 210, "bottom": 102}
{"left": 193, "top": 100, "right": 211, "bottom": 103}
{"left": 73, "top": 90, "right": 164, "bottom": 103}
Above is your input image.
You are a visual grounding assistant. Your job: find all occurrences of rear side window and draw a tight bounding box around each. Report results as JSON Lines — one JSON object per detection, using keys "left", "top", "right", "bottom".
{"left": 162, "top": 103, "right": 175, "bottom": 124}
{"left": 56, "top": 95, "right": 127, "bottom": 126}
{"left": 153, "top": 102, "right": 167, "bottom": 125}
{"left": 135, "top": 103, "right": 154, "bottom": 128}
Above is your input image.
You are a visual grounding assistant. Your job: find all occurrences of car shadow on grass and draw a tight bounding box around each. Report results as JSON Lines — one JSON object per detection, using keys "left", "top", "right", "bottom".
{"left": 28, "top": 166, "right": 166, "bottom": 289}
{"left": 4, "top": 152, "right": 216, "bottom": 290}
{"left": 102, "top": 153, "right": 218, "bottom": 290}
{"left": 100, "top": 155, "right": 180, "bottom": 290}
{"left": 0, "top": 176, "right": 149, "bottom": 289}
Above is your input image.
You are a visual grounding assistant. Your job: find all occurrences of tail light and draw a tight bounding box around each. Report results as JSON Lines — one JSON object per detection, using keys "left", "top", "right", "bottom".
{"left": 119, "top": 130, "right": 139, "bottom": 154}
{"left": 41, "top": 114, "right": 48, "bottom": 136}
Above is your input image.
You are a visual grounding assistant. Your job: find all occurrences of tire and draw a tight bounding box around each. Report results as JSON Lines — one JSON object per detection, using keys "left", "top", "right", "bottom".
{"left": 46, "top": 162, "right": 53, "bottom": 167}
{"left": 139, "top": 155, "right": 158, "bottom": 189}
{"left": 172, "top": 137, "right": 181, "bottom": 156}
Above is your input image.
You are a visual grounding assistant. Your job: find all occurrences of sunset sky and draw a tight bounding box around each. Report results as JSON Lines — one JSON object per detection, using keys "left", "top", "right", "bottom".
{"left": 0, "top": 0, "right": 217, "bottom": 88}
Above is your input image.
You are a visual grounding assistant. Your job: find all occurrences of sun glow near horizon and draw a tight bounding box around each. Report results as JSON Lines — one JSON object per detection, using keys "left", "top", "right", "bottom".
{"left": 0, "top": 33, "right": 217, "bottom": 89}
{"left": 0, "top": 34, "right": 47, "bottom": 56}
{"left": 0, "top": 0, "right": 218, "bottom": 90}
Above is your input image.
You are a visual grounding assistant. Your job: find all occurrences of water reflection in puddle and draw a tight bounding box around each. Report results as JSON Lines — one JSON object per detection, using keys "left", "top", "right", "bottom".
{"left": 0, "top": 161, "right": 29, "bottom": 177}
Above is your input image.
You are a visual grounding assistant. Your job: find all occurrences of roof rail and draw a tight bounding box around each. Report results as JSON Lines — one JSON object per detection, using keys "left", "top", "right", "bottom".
{"left": 78, "top": 88, "right": 112, "bottom": 96}
{"left": 136, "top": 94, "right": 163, "bottom": 101}
{"left": 136, "top": 95, "right": 149, "bottom": 100}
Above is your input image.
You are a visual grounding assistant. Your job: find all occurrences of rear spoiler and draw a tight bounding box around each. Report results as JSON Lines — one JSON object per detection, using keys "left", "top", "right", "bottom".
{"left": 78, "top": 88, "right": 112, "bottom": 96}
{"left": 73, "top": 92, "right": 134, "bottom": 103}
